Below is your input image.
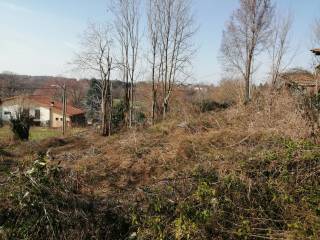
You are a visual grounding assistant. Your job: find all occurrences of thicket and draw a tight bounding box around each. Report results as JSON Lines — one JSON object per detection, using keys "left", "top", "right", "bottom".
{"left": 1, "top": 134, "right": 319, "bottom": 239}
{"left": 1, "top": 88, "right": 319, "bottom": 239}
{"left": 130, "top": 136, "right": 320, "bottom": 239}
{"left": 0, "top": 156, "right": 130, "bottom": 240}
{"left": 195, "top": 99, "right": 232, "bottom": 113}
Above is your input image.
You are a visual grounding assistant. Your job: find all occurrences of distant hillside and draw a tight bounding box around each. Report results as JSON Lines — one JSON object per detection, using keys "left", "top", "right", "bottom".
{"left": 0, "top": 74, "right": 127, "bottom": 108}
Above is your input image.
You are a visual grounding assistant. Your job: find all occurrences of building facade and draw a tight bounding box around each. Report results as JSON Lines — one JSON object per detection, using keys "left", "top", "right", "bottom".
{"left": 0, "top": 95, "right": 85, "bottom": 127}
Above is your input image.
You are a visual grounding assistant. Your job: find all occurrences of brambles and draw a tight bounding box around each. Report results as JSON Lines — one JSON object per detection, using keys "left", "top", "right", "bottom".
{"left": 130, "top": 138, "right": 320, "bottom": 239}
{"left": 1, "top": 89, "right": 319, "bottom": 239}
{"left": 0, "top": 156, "right": 130, "bottom": 240}
{"left": 195, "top": 99, "right": 231, "bottom": 113}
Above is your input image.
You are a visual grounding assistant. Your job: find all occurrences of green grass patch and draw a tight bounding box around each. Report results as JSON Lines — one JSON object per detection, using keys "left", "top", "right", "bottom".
{"left": 0, "top": 126, "right": 82, "bottom": 141}
{"left": 29, "top": 127, "right": 62, "bottom": 140}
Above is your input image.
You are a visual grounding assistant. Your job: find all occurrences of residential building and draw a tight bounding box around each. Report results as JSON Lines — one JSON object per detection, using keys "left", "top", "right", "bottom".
{"left": 0, "top": 95, "right": 85, "bottom": 127}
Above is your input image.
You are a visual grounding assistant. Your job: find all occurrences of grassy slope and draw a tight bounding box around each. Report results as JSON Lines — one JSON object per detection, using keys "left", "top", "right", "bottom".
{"left": 0, "top": 126, "right": 62, "bottom": 141}
{"left": 0, "top": 100, "right": 319, "bottom": 239}
{"left": 0, "top": 126, "right": 84, "bottom": 142}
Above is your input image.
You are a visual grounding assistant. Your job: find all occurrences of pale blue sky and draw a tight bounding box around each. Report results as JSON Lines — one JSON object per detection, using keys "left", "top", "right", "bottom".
{"left": 0, "top": 0, "right": 319, "bottom": 84}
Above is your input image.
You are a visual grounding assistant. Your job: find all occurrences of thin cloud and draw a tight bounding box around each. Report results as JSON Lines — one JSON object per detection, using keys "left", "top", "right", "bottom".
{"left": 0, "top": 1, "right": 33, "bottom": 14}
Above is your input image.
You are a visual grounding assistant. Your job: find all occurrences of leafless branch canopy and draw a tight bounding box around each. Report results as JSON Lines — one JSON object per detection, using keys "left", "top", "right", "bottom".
{"left": 74, "top": 23, "right": 113, "bottom": 136}
{"left": 75, "top": 23, "right": 113, "bottom": 77}
{"left": 147, "top": 0, "right": 196, "bottom": 119}
{"left": 220, "top": 0, "right": 274, "bottom": 103}
{"left": 311, "top": 19, "right": 320, "bottom": 67}
{"left": 110, "top": 0, "right": 141, "bottom": 127}
{"left": 268, "top": 12, "right": 293, "bottom": 86}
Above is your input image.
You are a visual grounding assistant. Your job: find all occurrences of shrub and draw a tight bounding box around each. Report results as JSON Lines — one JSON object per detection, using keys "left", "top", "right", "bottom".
{"left": 112, "top": 100, "right": 146, "bottom": 128}
{"left": 196, "top": 99, "right": 231, "bottom": 113}
{"left": 130, "top": 137, "right": 320, "bottom": 239}
{"left": 135, "top": 111, "right": 146, "bottom": 124}
{"left": 301, "top": 92, "right": 320, "bottom": 128}
{"left": 112, "top": 100, "right": 125, "bottom": 130}
{"left": 0, "top": 156, "right": 130, "bottom": 239}
{"left": 130, "top": 170, "right": 282, "bottom": 239}
{"left": 10, "top": 111, "right": 32, "bottom": 141}
{"left": 310, "top": 93, "right": 320, "bottom": 110}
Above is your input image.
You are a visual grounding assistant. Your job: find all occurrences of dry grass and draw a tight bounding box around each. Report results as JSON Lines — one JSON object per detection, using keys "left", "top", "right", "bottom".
{"left": 4, "top": 90, "right": 310, "bottom": 194}
{"left": 2, "top": 89, "right": 314, "bottom": 195}
{"left": 1, "top": 87, "right": 319, "bottom": 239}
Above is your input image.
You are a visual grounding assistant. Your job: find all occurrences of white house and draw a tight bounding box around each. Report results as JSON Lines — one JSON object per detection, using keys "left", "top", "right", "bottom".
{"left": 0, "top": 95, "right": 85, "bottom": 127}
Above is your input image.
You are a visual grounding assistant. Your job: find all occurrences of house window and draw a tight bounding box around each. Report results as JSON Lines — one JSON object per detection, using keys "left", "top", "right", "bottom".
{"left": 4, "top": 111, "right": 11, "bottom": 115}
{"left": 60, "top": 118, "right": 63, "bottom": 121}
{"left": 56, "top": 118, "right": 59, "bottom": 121}
{"left": 35, "top": 109, "right": 40, "bottom": 119}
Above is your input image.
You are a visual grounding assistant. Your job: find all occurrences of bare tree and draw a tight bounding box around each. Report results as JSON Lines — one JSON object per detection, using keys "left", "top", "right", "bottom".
{"left": 148, "top": 0, "right": 196, "bottom": 120}
{"left": 269, "top": 13, "right": 293, "bottom": 86}
{"left": 147, "top": 0, "right": 160, "bottom": 124}
{"left": 311, "top": 19, "right": 320, "bottom": 67}
{"left": 111, "top": 0, "right": 140, "bottom": 127}
{"left": 220, "top": 0, "right": 274, "bottom": 103}
{"left": 75, "top": 23, "right": 113, "bottom": 136}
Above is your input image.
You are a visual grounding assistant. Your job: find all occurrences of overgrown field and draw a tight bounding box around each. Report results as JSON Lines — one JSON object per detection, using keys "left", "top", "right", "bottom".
{"left": 0, "top": 92, "right": 319, "bottom": 239}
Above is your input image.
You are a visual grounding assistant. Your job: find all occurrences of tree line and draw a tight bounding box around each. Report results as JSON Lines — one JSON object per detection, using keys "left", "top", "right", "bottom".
{"left": 74, "top": 0, "right": 196, "bottom": 136}
{"left": 74, "top": 0, "right": 319, "bottom": 136}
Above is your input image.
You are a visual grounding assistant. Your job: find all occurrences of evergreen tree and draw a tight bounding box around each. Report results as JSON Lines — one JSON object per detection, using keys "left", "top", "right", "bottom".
{"left": 85, "top": 78, "right": 101, "bottom": 122}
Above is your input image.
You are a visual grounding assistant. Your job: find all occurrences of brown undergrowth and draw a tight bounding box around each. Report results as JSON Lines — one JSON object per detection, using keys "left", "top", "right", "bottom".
{"left": 0, "top": 91, "right": 319, "bottom": 239}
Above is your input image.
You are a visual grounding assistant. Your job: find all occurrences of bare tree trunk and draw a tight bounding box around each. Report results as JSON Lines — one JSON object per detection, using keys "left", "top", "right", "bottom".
{"left": 101, "top": 81, "right": 112, "bottom": 136}
{"left": 148, "top": 0, "right": 162, "bottom": 124}
{"left": 124, "top": 81, "right": 130, "bottom": 126}
{"left": 269, "top": 13, "right": 293, "bottom": 87}
{"left": 108, "top": 81, "right": 113, "bottom": 135}
{"left": 151, "top": 48, "right": 157, "bottom": 124}
{"left": 148, "top": 0, "right": 195, "bottom": 120}
{"left": 220, "top": 0, "right": 274, "bottom": 104}
{"left": 129, "top": 78, "right": 134, "bottom": 127}
{"left": 163, "top": 97, "right": 169, "bottom": 119}
{"left": 245, "top": 52, "right": 253, "bottom": 104}
{"left": 101, "top": 95, "right": 108, "bottom": 136}
{"left": 112, "top": 0, "right": 140, "bottom": 128}
{"left": 124, "top": 41, "right": 130, "bottom": 127}
{"left": 74, "top": 23, "right": 114, "bottom": 136}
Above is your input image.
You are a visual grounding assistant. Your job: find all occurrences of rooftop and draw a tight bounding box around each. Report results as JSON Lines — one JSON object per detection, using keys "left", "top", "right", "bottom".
{"left": 280, "top": 69, "right": 316, "bottom": 87}
{"left": 0, "top": 95, "right": 85, "bottom": 116}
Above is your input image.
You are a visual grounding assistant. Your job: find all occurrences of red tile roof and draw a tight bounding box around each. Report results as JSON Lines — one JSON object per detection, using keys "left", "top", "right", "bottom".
{"left": 280, "top": 69, "right": 316, "bottom": 87}
{"left": 0, "top": 95, "right": 85, "bottom": 116}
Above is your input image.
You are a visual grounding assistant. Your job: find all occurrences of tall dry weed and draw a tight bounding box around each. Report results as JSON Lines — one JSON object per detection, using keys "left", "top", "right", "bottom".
{"left": 223, "top": 89, "right": 313, "bottom": 139}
